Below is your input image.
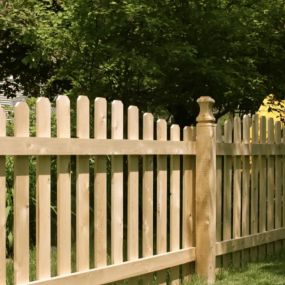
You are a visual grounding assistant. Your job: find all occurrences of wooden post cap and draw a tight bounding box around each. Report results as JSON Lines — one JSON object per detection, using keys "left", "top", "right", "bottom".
{"left": 196, "top": 96, "right": 215, "bottom": 123}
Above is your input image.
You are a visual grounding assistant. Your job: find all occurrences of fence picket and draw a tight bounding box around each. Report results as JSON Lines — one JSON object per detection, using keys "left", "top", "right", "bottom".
{"left": 56, "top": 95, "right": 71, "bottom": 275}
{"left": 170, "top": 125, "right": 181, "bottom": 284}
{"left": 216, "top": 121, "right": 222, "bottom": 269}
{"left": 0, "top": 107, "right": 6, "bottom": 285}
{"left": 127, "top": 106, "right": 139, "bottom": 285}
{"left": 182, "top": 126, "right": 195, "bottom": 280}
{"left": 250, "top": 114, "right": 259, "bottom": 261}
{"left": 156, "top": 119, "right": 167, "bottom": 284}
{"left": 111, "top": 100, "right": 124, "bottom": 264}
{"left": 241, "top": 115, "right": 250, "bottom": 264}
{"left": 274, "top": 121, "right": 282, "bottom": 253}
{"left": 267, "top": 118, "right": 274, "bottom": 256}
{"left": 36, "top": 98, "right": 51, "bottom": 279}
{"left": 258, "top": 116, "right": 266, "bottom": 260}
{"left": 143, "top": 113, "right": 154, "bottom": 284}
{"left": 14, "top": 102, "right": 30, "bottom": 284}
{"left": 223, "top": 119, "right": 233, "bottom": 266}
{"left": 94, "top": 98, "right": 107, "bottom": 267}
{"left": 233, "top": 116, "right": 242, "bottom": 267}
{"left": 76, "top": 96, "right": 90, "bottom": 271}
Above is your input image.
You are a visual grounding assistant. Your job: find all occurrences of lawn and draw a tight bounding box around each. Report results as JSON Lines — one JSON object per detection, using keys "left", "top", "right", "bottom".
{"left": 188, "top": 250, "right": 285, "bottom": 285}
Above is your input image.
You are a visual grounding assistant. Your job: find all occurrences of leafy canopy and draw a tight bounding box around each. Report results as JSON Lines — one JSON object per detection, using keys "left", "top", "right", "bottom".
{"left": 1, "top": 0, "right": 285, "bottom": 124}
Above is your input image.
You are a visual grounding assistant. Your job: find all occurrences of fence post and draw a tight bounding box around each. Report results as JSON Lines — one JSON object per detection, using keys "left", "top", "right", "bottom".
{"left": 195, "top": 96, "right": 216, "bottom": 284}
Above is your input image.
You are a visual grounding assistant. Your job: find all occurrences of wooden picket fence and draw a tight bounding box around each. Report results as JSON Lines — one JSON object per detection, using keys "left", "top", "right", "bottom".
{"left": 0, "top": 95, "right": 285, "bottom": 285}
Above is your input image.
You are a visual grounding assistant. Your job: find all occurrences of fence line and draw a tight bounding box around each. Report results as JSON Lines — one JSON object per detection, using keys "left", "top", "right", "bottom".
{"left": 0, "top": 95, "right": 285, "bottom": 284}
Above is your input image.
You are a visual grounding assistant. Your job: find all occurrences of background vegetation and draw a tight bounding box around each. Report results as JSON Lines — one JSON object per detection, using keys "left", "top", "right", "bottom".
{"left": 1, "top": 0, "right": 285, "bottom": 124}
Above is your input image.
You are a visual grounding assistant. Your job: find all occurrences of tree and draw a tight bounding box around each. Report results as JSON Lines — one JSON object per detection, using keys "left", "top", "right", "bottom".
{"left": 1, "top": 0, "right": 285, "bottom": 125}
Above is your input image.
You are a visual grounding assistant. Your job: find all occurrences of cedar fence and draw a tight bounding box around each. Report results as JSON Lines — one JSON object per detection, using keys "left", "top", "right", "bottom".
{"left": 0, "top": 96, "right": 285, "bottom": 285}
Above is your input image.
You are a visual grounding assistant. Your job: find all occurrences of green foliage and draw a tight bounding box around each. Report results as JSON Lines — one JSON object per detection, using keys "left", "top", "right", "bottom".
{"left": 1, "top": 1, "right": 285, "bottom": 124}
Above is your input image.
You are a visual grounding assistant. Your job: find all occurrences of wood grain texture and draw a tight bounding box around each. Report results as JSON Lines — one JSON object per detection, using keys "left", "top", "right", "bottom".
{"left": 111, "top": 100, "right": 124, "bottom": 264}
{"left": 156, "top": 119, "right": 167, "bottom": 285}
{"left": 267, "top": 118, "right": 274, "bottom": 256}
{"left": 241, "top": 115, "right": 250, "bottom": 264}
{"left": 142, "top": 113, "right": 154, "bottom": 284}
{"left": 76, "top": 96, "right": 90, "bottom": 271}
{"left": 56, "top": 95, "right": 71, "bottom": 275}
{"left": 170, "top": 125, "right": 180, "bottom": 285}
{"left": 29, "top": 248, "right": 196, "bottom": 285}
{"left": 14, "top": 102, "right": 30, "bottom": 284}
{"left": 182, "top": 126, "right": 196, "bottom": 280}
{"left": 36, "top": 98, "right": 51, "bottom": 279}
{"left": 233, "top": 116, "right": 241, "bottom": 267}
{"left": 258, "top": 116, "right": 266, "bottom": 260}
{"left": 94, "top": 98, "right": 107, "bottom": 267}
{"left": 250, "top": 114, "right": 259, "bottom": 261}
{"left": 223, "top": 119, "right": 233, "bottom": 266}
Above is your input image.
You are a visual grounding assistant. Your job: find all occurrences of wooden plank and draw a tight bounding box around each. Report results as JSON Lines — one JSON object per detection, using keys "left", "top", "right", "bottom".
{"left": 3, "top": 137, "right": 285, "bottom": 156}
{"left": 215, "top": 122, "right": 222, "bottom": 269}
{"left": 127, "top": 106, "right": 139, "bottom": 261}
{"left": 274, "top": 121, "right": 282, "bottom": 253}
{"left": 111, "top": 100, "right": 124, "bottom": 264}
{"left": 0, "top": 106, "right": 6, "bottom": 285}
{"left": 241, "top": 115, "right": 250, "bottom": 264}
{"left": 223, "top": 119, "right": 233, "bottom": 266}
{"left": 29, "top": 248, "right": 196, "bottom": 285}
{"left": 250, "top": 114, "right": 259, "bottom": 261}
{"left": 267, "top": 118, "right": 274, "bottom": 256}
{"left": 14, "top": 102, "right": 30, "bottom": 284}
{"left": 142, "top": 113, "right": 154, "bottom": 284}
{"left": 216, "top": 228, "right": 285, "bottom": 255}
{"left": 56, "top": 95, "right": 71, "bottom": 275}
{"left": 233, "top": 116, "right": 242, "bottom": 267}
{"left": 156, "top": 119, "right": 167, "bottom": 285}
{"left": 216, "top": 143, "right": 285, "bottom": 156}
{"left": 170, "top": 125, "right": 180, "bottom": 285}
{"left": 258, "top": 116, "right": 267, "bottom": 261}
{"left": 127, "top": 106, "right": 139, "bottom": 285}
{"left": 36, "top": 98, "right": 51, "bottom": 279}
{"left": 76, "top": 96, "right": 90, "bottom": 271}
{"left": 0, "top": 137, "right": 196, "bottom": 156}
{"left": 94, "top": 98, "right": 107, "bottom": 267}
{"left": 182, "top": 126, "right": 195, "bottom": 281}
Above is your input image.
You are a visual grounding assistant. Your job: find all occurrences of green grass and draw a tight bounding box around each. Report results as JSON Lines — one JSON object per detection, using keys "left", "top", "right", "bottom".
{"left": 7, "top": 250, "right": 285, "bottom": 284}
{"left": 185, "top": 251, "right": 285, "bottom": 285}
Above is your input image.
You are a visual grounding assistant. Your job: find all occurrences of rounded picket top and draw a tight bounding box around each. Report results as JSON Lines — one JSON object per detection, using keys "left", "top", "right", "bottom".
{"left": 157, "top": 119, "right": 167, "bottom": 141}
{"left": 234, "top": 115, "right": 241, "bottom": 143}
{"left": 56, "top": 95, "right": 70, "bottom": 138}
{"left": 143, "top": 113, "right": 154, "bottom": 140}
{"left": 216, "top": 121, "right": 222, "bottom": 143}
{"left": 242, "top": 115, "right": 251, "bottom": 143}
{"left": 77, "top": 96, "right": 90, "bottom": 138}
{"left": 128, "top": 105, "right": 139, "bottom": 140}
{"left": 224, "top": 119, "right": 233, "bottom": 143}
{"left": 111, "top": 100, "right": 124, "bottom": 139}
{"left": 170, "top": 124, "right": 180, "bottom": 141}
{"left": 14, "top": 102, "right": 29, "bottom": 137}
{"left": 94, "top": 97, "right": 107, "bottom": 139}
{"left": 183, "top": 126, "right": 196, "bottom": 142}
{"left": 275, "top": 121, "right": 281, "bottom": 144}
{"left": 260, "top": 116, "right": 266, "bottom": 144}
{"left": 36, "top": 97, "right": 51, "bottom": 137}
